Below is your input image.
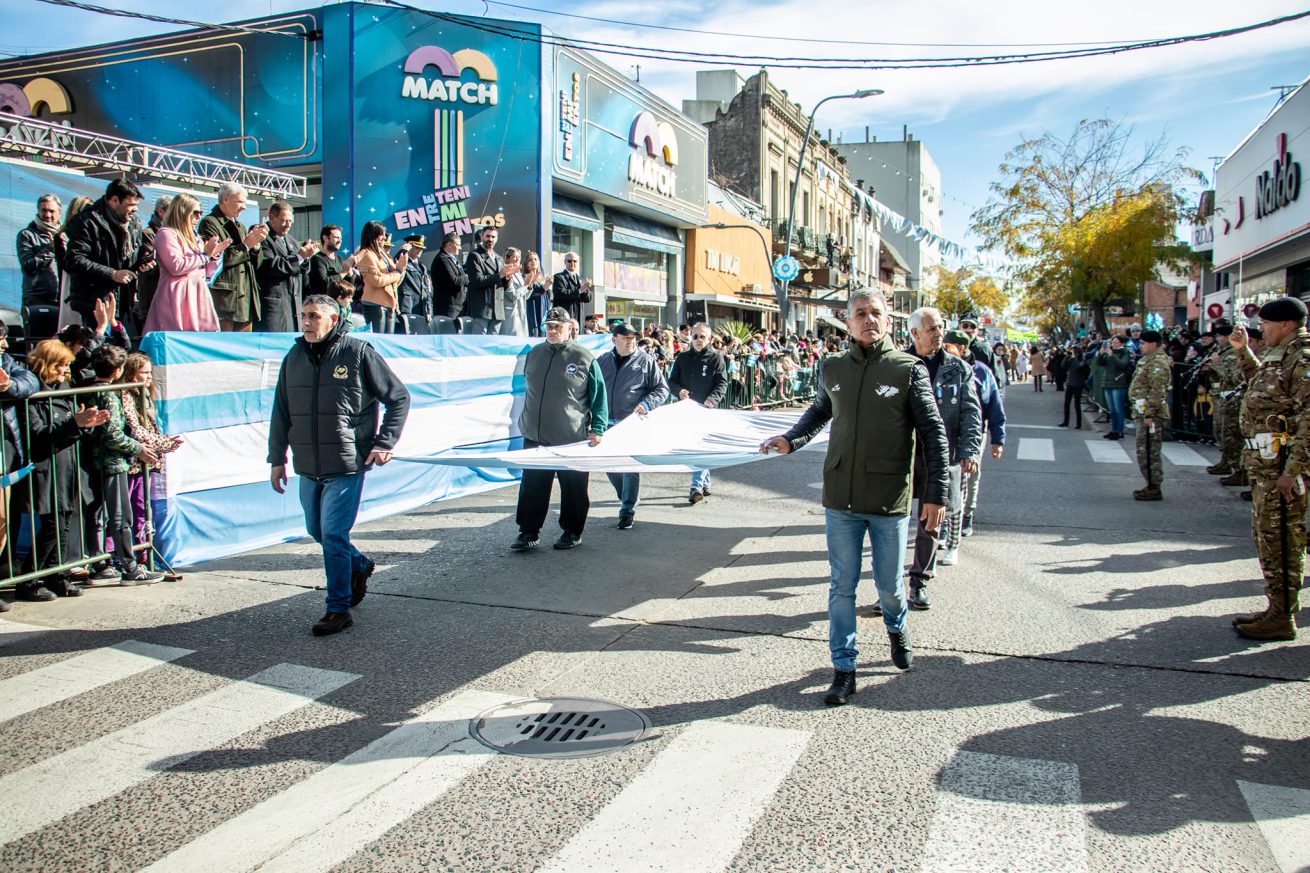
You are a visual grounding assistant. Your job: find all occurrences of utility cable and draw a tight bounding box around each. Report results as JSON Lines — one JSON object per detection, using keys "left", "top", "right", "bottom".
{"left": 32, "top": 0, "right": 310, "bottom": 40}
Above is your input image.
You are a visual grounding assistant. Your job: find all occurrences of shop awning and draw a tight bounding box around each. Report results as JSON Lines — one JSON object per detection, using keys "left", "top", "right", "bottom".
{"left": 881, "top": 238, "right": 911, "bottom": 273}
{"left": 608, "top": 210, "right": 683, "bottom": 255}
{"left": 686, "top": 293, "right": 779, "bottom": 313}
{"left": 552, "top": 193, "right": 601, "bottom": 232}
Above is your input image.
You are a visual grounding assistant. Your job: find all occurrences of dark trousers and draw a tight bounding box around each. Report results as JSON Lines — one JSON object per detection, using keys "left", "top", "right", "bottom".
{"left": 515, "top": 439, "right": 590, "bottom": 536}
{"left": 25, "top": 511, "right": 72, "bottom": 580}
{"left": 1062, "top": 387, "right": 1084, "bottom": 428}
{"left": 101, "top": 471, "right": 138, "bottom": 572}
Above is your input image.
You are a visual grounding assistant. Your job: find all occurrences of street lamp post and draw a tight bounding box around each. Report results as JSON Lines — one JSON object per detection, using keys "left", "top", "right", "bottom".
{"left": 780, "top": 88, "right": 883, "bottom": 330}
{"left": 698, "top": 222, "right": 779, "bottom": 327}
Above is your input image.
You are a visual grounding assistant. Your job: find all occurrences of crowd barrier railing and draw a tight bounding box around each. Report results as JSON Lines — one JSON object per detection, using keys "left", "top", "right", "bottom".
{"left": 1, "top": 381, "right": 163, "bottom": 589}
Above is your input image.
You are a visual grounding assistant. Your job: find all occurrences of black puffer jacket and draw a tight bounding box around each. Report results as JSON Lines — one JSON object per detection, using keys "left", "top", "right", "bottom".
{"left": 267, "top": 321, "right": 410, "bottom": 479}
{"left": 668, "top": 346, "right": 728, "bottom": 406}
{"left": 63, "top": 197, "right": 151, "bottom": 312}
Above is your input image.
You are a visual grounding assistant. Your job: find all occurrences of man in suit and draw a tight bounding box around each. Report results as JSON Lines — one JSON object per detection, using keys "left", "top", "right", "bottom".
{"left": 396, "top": 234, "right": 433, "bottom": 332}
{"left": 431, "top": 231, "right": 468, "bottom": 327}
{"left": 552, "top": 251, "right": 592, "bottom": 323}
{"left": 256, "top": 200, "right": 318, "bottom": 333}
{"left": 463, "top": 227, "right": 518, "bottom": 335}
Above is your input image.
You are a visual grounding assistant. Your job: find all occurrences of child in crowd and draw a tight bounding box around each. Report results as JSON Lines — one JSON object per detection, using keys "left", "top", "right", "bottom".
{"left": 334, "top": 278, "right": 364, "bottom": 332}
{"left": 16, "top": 340, "right": 108, "bottom": 601}
{"left": 117, "top": 353, "right": 182, "bottom": 579}
{"left": 89, "top": 344, "right": 164, "bottom": 585}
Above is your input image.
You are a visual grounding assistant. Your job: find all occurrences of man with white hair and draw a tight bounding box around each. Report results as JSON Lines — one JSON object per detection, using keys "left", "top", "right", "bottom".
{"left": 199, "top": 182, "right": 269, "bottom": 331}
{"left": 904, "top": 307, "right": 982, "bottom": 605}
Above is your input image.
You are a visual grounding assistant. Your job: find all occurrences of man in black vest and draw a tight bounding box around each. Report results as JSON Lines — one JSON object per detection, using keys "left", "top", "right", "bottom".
{"left": 256, "top": 201, "right": 318, "bottom": 332}
{"left": 431, "top": 231, "right": 468, "bottom": 327}
{"left": 463, "top": 226, "right": 517, "bottom": 334}
{"left": 761, "top": 290, "right": 949, "bottom": 705}
{"left": 551, "top": 251, "right": 593, "bottom": 323}
{"left": 512, "top": 307, "right": 608, "bottom": 552}
{"left": 268, "top": 295, "right": 410, "bottom": 636}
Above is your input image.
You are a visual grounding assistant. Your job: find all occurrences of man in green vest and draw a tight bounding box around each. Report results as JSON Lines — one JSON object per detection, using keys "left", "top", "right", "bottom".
{"left": 761, "top": 290, "right": 950, "bottom": 705}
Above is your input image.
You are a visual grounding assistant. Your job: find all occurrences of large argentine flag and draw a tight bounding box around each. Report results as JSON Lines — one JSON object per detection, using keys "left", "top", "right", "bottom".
{"left": 141, "top": 331, "right": 609, "bottom": 567}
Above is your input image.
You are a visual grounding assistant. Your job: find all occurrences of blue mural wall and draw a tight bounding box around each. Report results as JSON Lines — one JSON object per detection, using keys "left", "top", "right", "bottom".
{"left": 323, "top": 6, "right": 545, "bottom": 254}
{"left": 0, "top": 12, "right": 322, "bottom": 168}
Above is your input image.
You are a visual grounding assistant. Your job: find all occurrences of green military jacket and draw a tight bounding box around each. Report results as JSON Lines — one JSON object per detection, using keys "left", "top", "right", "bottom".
{"left": 1208, "top": 344, "right": 1244, "bottom": 394}
{"left": 1238, "top": 329, "right": 1310, "bottom": 480}
{"left": 199, "top": 207, "right": 260, "bottom": 324}
{"left": 1128, "top": 348, "right": 1171, "bottom": 420}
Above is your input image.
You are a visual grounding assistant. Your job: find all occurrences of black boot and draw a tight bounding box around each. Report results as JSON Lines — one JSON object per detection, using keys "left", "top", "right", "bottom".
{"left": 908, "top": 580, "right": 930, "bottom": 610}
{"left": 888, "top": 630, "right": 914, "bottom": 670}
{"left": 823, "top": 669, "right": 856, "bottom": 705}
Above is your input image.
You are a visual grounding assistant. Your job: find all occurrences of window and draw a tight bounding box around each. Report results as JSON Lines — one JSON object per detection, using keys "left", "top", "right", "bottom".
{"left": 770, "top": 170, "right": 780, "bottom": 222}
{"left": 603, "top": 231, "right": 669, "bottom": 303}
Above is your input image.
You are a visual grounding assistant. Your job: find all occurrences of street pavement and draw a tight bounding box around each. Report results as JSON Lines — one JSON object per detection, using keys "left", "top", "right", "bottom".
{"left": 1, "top": 379, "right": 1308, "bottom": 872}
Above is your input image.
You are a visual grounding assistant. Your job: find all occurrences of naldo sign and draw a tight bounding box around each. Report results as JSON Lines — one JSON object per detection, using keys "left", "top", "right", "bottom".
{"left": 1255, "top": 133, "right": 1301, "bottom": 221}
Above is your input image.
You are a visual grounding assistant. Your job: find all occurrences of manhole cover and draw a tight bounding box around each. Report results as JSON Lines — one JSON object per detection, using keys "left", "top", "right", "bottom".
{"left": 469, "top": 697, "right": 651, "bottom": 759}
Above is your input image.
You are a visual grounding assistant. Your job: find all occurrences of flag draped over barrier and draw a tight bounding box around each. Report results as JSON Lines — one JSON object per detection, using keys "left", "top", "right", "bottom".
{"left": 397, "top": 399, "right": 828, "bottom": 473}
{"left": 140, "top": 332, "right": 609, "bottom": 566}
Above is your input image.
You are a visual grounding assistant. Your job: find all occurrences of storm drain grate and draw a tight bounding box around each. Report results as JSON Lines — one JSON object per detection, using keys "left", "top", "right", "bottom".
{"left": 469, "top": 697, "right": 651, "bottom": 759}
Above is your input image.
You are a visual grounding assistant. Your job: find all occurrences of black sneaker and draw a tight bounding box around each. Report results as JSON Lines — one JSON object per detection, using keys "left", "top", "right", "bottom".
{"left": 908, "top": 581, "right": 930, "bottom": 610}
{"left": 553, "top": 531, "right": 582, "bottom": 550}
{"left": 616, "top": 514, "right": 634, "bottom": 530}
{"left": 688, "top": 490, "right": 704, "bottom": 505}
{"left": 350, "top": 557, "right": 375, "bottom": 607}
{"left": 510, "top": 532, "right": 539, "bottom": 552}
{"left": 701, "top": 486, "right": 711, "bottom": 497}
{"left": 120, "top": 566, "right": 164, "bottom": 586}
{"left": 15, "top": 583, "right": 55, "bottom": 602}
{"left": 46, "top": 578, "right": 85, "bottom": 598}
{"left": 88, "top": 566, "right": 121, "bottom": 583}
{"left": 0, "top": 598, "right": 9, "bottom": 612}
{"left": 888, "top": 630, "right": 914, "bottom": 670}
{"left": 823, "top": 669, "right": 856, "bottom": 705}
{"left": 312, "top": 611, "right": 353, "bottom": 636}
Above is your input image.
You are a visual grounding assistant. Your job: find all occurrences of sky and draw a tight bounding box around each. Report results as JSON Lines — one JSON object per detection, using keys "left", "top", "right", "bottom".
{"left": 2, "top": 0, "right": 1308, "bottom": 263}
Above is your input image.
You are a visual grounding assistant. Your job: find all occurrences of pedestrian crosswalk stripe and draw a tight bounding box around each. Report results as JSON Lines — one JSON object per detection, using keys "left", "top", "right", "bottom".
{"left": 536, "top": 720, "right": 811, "bottom": 873}
{"left": 145, "top": 689, "right": 516, "bottom": 873}
{"left": 1160, "top": 443, "right": 1210, "bottom": 466}
{"left": 920, "top": 751, "right": 1089, "bottom": 873}
{"left": 0, "top": 640, "right": 193, "bottom": 725}
{"left": 1016, "top": 438, "right": 1055, "bottom": 461}
{"left": 1237, "top": 779, "right": 1310, "bottom": 873}
{"left": 0, "top": 619, "right": 50, "bottom": 648}
{"left": 1085, "top": 440, "right": 1132, "bottom": 464}
{"left": 0, "top": 662, "right": 359, "bottom": 845}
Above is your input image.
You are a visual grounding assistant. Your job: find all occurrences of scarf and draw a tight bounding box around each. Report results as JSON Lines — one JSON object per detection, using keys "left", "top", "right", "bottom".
{"left": 100, "top": 199, "right": 133, "bottom": 265}
{"left": 32, "top": 216, "right": 59, "bottom": 236}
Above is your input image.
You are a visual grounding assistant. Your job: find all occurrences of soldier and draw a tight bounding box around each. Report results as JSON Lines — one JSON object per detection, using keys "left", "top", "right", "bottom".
{"left": 1127, "top": 329, "right": 1171, "bottom": 500}
{"left": 1229, "top": 297, "right": 1310, "bottom": 642}
{"left": 1204, "top": 323, "right": 1247, "bottom": 483}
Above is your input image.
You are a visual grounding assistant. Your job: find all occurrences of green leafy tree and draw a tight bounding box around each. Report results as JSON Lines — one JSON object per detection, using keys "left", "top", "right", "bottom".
{"left": 971, "top": 119, "right": 1199, "bottom": 334}
{"left": 930, "top": 265, "right": 1009, "bottom": 323}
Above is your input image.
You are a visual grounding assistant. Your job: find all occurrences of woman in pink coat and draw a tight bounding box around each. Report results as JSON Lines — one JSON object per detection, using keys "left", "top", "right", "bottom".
{"left": 141, "top": 194, "right": 232, "bottom": 333}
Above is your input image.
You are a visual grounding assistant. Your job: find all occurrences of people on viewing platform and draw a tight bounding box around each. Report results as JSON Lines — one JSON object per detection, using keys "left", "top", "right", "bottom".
{"left": 255, "top": 200, "right": 317, "bottom": 333}
{"left": 199, "top": 182, "right": 268, "bottom": 332}
{"left": 63, "top": 177, "right": 155, "bottom": 334}
{"left": 140, "top": 194, "right": 230, "bottom": 334}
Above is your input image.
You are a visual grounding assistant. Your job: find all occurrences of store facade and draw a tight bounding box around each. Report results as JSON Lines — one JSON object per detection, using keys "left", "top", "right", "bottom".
{"left": 1213, "top": 77, "right": 1310, "bottom": 313}
{"left": 684, "top": 205, "right": 777, "bottom": 327}
{"left": 550, "top": 48, "right": 707, "bottom": 329}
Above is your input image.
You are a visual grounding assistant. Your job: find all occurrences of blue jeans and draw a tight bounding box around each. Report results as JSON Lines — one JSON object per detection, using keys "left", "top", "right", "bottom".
{"left": 1105, "top": 387, "right": 1127, "bottom": 434}
{"left": 691, "top": 469, "right": 711, "bottom": 493}
{"left": 606, "top": 473, "right": 640, "bottom": 516}
{"left": 825, "top": 507, "right": 910, "bottom": 671}
{"left": 299, "top": 472, "right": 369, "bottom": 614}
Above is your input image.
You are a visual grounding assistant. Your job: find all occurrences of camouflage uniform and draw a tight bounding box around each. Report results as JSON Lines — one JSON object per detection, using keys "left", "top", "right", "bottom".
{"left": 1237, "top": 328, "right": 1310, "bottom": 633}
{"left": 1209, "top": 344, "right": 1245, "bottom": 472}
{"left": 1128, "top": 347, "right": 1171, "bottom": 490}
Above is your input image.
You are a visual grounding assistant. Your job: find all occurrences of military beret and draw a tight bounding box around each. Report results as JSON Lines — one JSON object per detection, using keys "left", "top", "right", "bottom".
{"left": 944, "top": 329, "right": 971, "bottom": 346}
{"left": 1258, "top": 297, "right": 1308, "bottom": 323}
{"left": 1139, "top": 330, "right": 1162, "bottom": 343}
{"left": 1213, "top": 324, "right": 1234, "bottom": 336}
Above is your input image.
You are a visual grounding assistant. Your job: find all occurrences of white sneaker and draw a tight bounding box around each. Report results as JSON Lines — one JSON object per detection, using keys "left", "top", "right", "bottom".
{"left": 939, "top": 548, "right": 959, "bottom": 566}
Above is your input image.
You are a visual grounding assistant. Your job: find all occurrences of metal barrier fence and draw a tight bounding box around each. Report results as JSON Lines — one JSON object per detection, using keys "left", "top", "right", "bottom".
{"left": 1, "top": 380, "right": 163, "bottom": 589}
{"left": 1080, "top": 354, "right": 1215, "bottom": 444}
{"left": 719, "top": 354, "right": 822, "bottom": 410}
